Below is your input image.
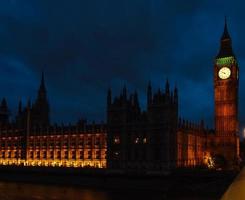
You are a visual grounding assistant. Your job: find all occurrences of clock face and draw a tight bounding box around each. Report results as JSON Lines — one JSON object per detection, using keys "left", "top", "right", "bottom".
{"left": 218, "top": 67, "right": 231, "bottom": 79}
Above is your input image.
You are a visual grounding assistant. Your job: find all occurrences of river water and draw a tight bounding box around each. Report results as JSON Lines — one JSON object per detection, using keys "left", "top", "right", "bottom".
{"left": 0, "top": 181, "right": 218, "bottom": 200}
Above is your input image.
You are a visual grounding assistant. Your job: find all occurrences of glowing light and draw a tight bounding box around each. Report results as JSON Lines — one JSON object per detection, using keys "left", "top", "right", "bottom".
{"left": 0, "top": 158, "right": 106, "bottom": 168}
{"left": 113, "top": 136, "right": 120, "bottom": 144}
{"left": 203, "top": 153, "right": 215, "bottom": 169}
{"left": 216, "top": 56, "right": 235, "bottom": 65}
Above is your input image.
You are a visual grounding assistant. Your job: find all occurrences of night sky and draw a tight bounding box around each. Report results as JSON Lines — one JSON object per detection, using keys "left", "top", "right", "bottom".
{"left": 0, "top": 1, "right": 244, "bottom": 133}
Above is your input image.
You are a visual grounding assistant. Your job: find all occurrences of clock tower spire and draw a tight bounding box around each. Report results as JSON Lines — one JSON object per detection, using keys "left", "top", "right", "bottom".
{"left": 214, "top": 18, "right": 239, "bottom": 167}
{"left": 216, "top": 17, "right": 234, "bottom": 59}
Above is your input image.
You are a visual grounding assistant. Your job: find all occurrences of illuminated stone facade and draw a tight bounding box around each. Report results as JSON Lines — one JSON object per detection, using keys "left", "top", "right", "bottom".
{"left": 177, "top": 120, "right": 213, "bottom": 167}
{"left": 0, "top": 124, "right": 107, "bottom": 168}
{"left": 0, "top": 20, "right": 240, "bottom": 170}
{"left": 213, "top": 19, "right": 240, "bottom": 166}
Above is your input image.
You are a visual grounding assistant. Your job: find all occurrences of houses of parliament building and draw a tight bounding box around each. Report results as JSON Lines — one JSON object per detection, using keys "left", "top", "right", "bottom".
{"left": 0, "top": 20, "right": 240, "bottom": 171}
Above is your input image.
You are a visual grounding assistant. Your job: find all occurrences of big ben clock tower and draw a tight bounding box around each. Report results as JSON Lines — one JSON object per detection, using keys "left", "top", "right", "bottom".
{"left": 214, "top": 18, "right": 239, "bottom": 166}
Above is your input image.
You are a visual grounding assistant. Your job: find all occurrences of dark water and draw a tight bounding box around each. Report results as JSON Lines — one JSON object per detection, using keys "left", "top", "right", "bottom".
{"left": 0, "top": 181, "right": 216, "bottom": 200}
{"left": 0, "top": 181, "right": 165, "bottom": 200}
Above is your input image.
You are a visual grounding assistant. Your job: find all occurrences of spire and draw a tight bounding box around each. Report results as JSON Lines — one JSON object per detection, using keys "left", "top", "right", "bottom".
{"left": 122, "top": 85, "right": 127, "bottom": 99}
{"left": 38, "top": 71, "right": 47, "bottom": 99}
{"left": 18, "top": 100, "right": 22, "bottom": 114}
{"left": 174, "top": 84, "right": 178, "bottom": 103}
{"left": 1, "top": 98, "right": 7, "bottom": 109}
{"left": 147, "top": 81, "right": 152, "bottom": 107}
{"left": 222, "top": 16, "right": 230, "bottom": 40}
{"left": 107, "top": 87, "right": 112, "bottom": 106}
{"left": 165, "top": 79, "right": 170, "bottom": 95}
{"left": 27, "top": 98, "right": 31, "bottom": 109}
{"left": 133, "top": 90, "right": 139, "bottom": 107}
{"left": 216, "top": 17, "right": 234, "bottom": 58}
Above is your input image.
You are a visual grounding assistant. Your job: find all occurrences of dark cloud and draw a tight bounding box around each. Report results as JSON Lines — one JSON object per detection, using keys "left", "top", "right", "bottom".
{"left": 0, "top": 0, "right": 244, "bottom": 133}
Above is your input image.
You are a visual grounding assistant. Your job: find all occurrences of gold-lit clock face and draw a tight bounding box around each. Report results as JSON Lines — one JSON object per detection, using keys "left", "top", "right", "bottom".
{"left": 218, "top": 67, "right": 231, "bottom": 79}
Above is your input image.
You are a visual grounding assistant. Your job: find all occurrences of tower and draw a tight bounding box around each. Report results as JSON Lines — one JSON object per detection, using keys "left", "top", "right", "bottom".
{"left": 214, "top": 18, "right": 239, "bottom": 166}
{"left": 31, "top": 72, "right": 50, "bottom": 127}
{"left": 0, "top": 98, "right": 9, "bottom": 126}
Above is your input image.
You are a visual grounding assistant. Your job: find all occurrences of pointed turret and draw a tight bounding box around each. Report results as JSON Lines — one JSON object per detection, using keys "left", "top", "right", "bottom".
{"left": 122, "top": 85, "right": 127, "bottom": 100}
{"left": 0, "top": 98, "right": 9, "bottom": 125}
{"left": 107, "top": 87, "right": 112, "bottom": 106}
{"left": 133, "top": 91, "right": 139, "bottom": 107}
{"left": 147, "top": 81, "right": 152, "bottom": 107}
{"left": 18, "top": 100, "right": 22, "bottom": 115}
{"left": 216, "top": 17, "right": 234, "bottom": 58}
{"left": 200, "top": 119, "right": 204, "bottom": 129}
{"left": 174, "top": 85, "right": 178, "bottom": 104}
{"left": 222, "top": 17, "right": 230, "bottom": 40}
{"left": 32, "top": 72, "right": 50, "bottom": 127}
{"left": 27, "top": 98, "right": 31, "bottom": 109}
{"left": 165, "top": 79, "right": 170, "bottom": 95}
{"left": 1, "top": 98, "right": 7, "bottom": 107}
{"left": 38, "top": 71, "right": 47, "bottom": 99}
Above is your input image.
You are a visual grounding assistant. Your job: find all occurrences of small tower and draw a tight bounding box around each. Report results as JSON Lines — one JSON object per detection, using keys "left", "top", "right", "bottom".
{"left": 107, "top": 87, "right": 112, "bottom": 107}
{"left": 174, "top": 85, "right": 178, "bottom": 104}
{"left": 18, "top": 100, "right": 22, "bottom": 115}
{"left": 165, "top": 79, "right": 170, "bottom": 95}
{"left": 0, "top": 98, "right": 9, "bottom": 125}
{"left": 122, "top": 85, "right": 127, "bottom": 100}
{"left": 147, "top": 81, "right": 152, "bottom": 107}
{"left": 31, "top": 72, "right": 50, "bottom": 127}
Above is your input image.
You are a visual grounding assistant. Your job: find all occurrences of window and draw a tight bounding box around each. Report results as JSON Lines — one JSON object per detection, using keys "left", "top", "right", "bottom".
{"left": 71, "top": 140, "right": 76, "bottom": 147}
{"left": 114, "top": 151, "right": 120, "bottom": 159}
{"left": 87, "top": 151, "right": 92, "bottom": 159}
{"left": 36, "top": 151, "right": 40, "bottom": 159}
{"left": 64, "top": 140, "right": 68, "bottom": 146}
{"left": 79, "top": 139, "right": 84, "bottom": 146}
{"left": 135, "top": 137, "right": 139, "bottom": 144}
{"left": 143, "top": 137, "right": 147, "bottom": 144}
{"left": 95, "top": 138, "right": 100, "bottom": 145}
{"left": 86, "top": 138, "right": 92, "bottom": 146}
{"left": 72, "top": 151, "right": 76, "bottom": 160}
{"left": 14, "top": 151, "right": 18, "bottom": 159}
{"left": 43, "top": 151, "right": 47, "bottom": 159}
{"left": 49, "top": 142, "right": 54, "bottom": 147}
{"left": 64, "top": 151, "right": 68, "bottom": 159}
{"left": 57, "top": 151, "right": 61, "bottom": 159}
{"left": 50, "top": 151, "right": 54, "bottom": 159}
{"left": 96, "top": 151, "right": 101, "bottom": 159}
{"left": 30, "top": 151, "right": 34, "bottom": 159}
{"left": 113, "top": 136, "right": 120, "bottom": 144}
{"left": 79, "top": 151, "right": 84, "bottom": 159}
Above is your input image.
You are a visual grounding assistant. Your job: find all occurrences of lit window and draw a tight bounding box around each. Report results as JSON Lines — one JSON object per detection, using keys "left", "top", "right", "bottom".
{"left": 96, "top": 151, "right": 101, "bottom": 159}
{"left": 135, "top": 137, "right": 139, "bottom": 144}
{"left": 114, "top": 151, "right": 120, "bottom": 157}
{"left": 88, "top": 151, "right": 92, "bottom": 159}
{"left": 79, "top": 151, "right": 84, "bottom": 159}
{"left": 143, "top": 138, "right": 147, "bottom": 144}
{"left": 114, "top": 136, "right": 120, "bottom": 144}
{"left": 37, "top": 151, "right": 40, "bottom": 159}
{"left": 57, "top": 151, "right": 61, "bottom": 159}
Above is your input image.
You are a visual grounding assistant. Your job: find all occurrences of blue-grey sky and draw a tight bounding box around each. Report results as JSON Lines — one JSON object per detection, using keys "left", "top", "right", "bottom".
{"left": 0, "top": 0, "right": 244, "bottom": 132}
